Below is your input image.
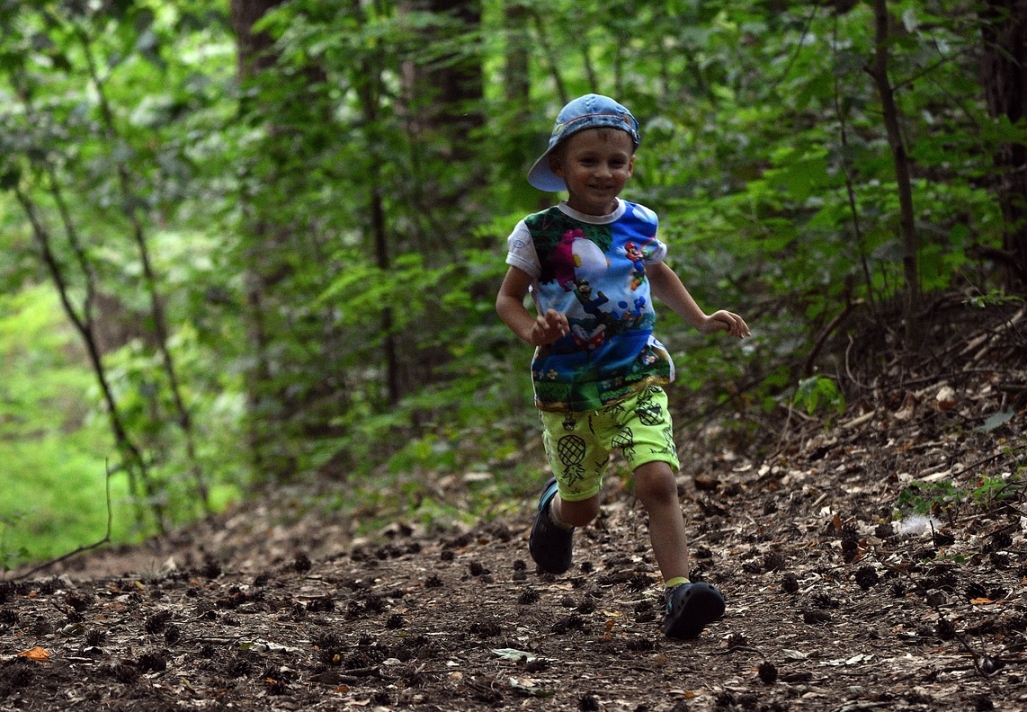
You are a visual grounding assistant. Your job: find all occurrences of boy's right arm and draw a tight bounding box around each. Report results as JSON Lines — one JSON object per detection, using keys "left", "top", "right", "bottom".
{"left": 496, "top": 266, "right": 569, "bottom": 346}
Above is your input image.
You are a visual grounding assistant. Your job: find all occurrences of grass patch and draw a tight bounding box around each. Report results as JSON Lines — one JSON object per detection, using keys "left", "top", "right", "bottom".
{"left": 0, "top": 286, "right": 135, "bottom": 568}
{"left": 0, "top": 434, "right": 136, "bottom": 568}
{"left": 0, "top": 285, "right": 245, "bottom": 569}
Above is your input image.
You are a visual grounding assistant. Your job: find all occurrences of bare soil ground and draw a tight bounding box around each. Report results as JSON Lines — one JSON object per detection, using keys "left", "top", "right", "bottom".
{"left": 2, "top": 300, "right": 1026, "bottom": 711}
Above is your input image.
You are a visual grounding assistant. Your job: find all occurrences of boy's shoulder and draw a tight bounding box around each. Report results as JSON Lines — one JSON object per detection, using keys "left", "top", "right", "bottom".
{"left": 520, "top": 202, "right": 660, "bottom": 250}
{"left": 625, "top": 201, "right": 658, "bottom": 223}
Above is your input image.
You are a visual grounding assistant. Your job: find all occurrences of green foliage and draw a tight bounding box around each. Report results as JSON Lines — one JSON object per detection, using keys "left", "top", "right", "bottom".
{"left": 793, "top": 376, "right": 846, "bottom": 417}
{"left": 0, "top": 511, "right": 30, "bottom": 573}
{"left": 895, "top": 480, "right": 963, "bottom": 516}
{"left": 0, "top": 281, "right": 243, "bottom": 563}
{"left": 895, "top": 469, "right": 1025, "bottom": 518}
{"left": 0, "top": 0, "right": 1022, "bottom": 559}
{"left": 969, "top": 471, "right": 1024, "bottom": 507}
{"left": 0, "top": 287, "right": 130, "bottom": 560}
{"left": 965, "top": 291, "right": 1024, "bottom": 310}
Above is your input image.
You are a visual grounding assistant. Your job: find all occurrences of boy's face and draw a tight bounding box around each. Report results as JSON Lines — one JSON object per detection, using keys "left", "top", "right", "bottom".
{"left": 549, "top": 128, "right": 635, "bottom": 216}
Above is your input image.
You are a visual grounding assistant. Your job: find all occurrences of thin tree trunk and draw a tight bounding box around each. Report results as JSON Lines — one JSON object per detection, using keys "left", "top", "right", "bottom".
{"left": 503, "top": 0, "right": 533, "bottom": 198}
{"left": 504, "top": 2, "right": 530, "bottom": 105}
{"left": 391, "top": 0, "right": 485, "bottom": 401}
{"left": 373, "top": 187, "right": 400, "bottom": 407}
{"left": 14, "top": 186, "right": 164, "bottom": 533}
{"left": 230, "top": 0, "right": 296, "bottom": 479}
{"left": 345, "top": 0, "right": 401, "bottom": 407}
{"left": 77, "top": 27, "right": 211, "bottom": 514}
{"left": 832, "top": 14, "right": 877, "bottom": 315}
{"left": 231, "top": 0, "right": 282, "bottom": 76}
{"left": 8, "top": 64, "right": 167, "bottom": 533}
{"left": 529, "top": 9, "right": 568, "bottom": 106}
{"left": 867, "top": 0, "right": 920, "bottom": 342}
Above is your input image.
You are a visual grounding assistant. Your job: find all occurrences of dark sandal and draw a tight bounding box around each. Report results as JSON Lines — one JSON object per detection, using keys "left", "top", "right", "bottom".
{"left": 664, "top": 582, "right": 725, "bottom": 639}
{"left": 528, "top": 478, "right": 574, "bottom": 574}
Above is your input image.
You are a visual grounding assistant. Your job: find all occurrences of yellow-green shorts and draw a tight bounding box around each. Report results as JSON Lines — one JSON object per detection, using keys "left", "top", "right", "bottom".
{"left": 540, "top": 385, "right": 680, "bottom": 502}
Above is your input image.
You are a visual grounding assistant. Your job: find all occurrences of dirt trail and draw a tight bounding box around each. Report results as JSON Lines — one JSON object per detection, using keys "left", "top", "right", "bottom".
{"left": 2, "top": 302, "right": 1025, "bottom": 711}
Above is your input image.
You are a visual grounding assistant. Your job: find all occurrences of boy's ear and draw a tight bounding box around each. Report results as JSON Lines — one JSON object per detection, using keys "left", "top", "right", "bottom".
{"left": 548, "top": 151, "right": 564, "bottom": 177}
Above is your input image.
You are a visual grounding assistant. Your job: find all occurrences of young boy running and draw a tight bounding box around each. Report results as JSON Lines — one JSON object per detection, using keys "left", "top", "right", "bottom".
{"left": 495, "top": 94, "right": 750, "bottom": 640}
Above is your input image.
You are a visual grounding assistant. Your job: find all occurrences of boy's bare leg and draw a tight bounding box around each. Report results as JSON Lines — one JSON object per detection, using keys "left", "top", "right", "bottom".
{"left": 633, "top": 460, "right": 690, "bottom": 582}
{"left": 635, "top": 459, "right": 723, "bottom": 639}
{"left": 552, "top": 493, "right": 601, "bottom": 528}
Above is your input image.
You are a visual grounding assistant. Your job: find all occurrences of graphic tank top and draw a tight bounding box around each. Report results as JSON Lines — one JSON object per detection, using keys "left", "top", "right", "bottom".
{"left": 505, "top": 200, "right": 675, "bottom": 413}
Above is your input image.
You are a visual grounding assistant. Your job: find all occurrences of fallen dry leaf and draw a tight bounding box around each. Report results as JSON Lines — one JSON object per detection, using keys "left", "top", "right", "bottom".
{"left": 18, "top": 646, "right": 51, "bottom": 662}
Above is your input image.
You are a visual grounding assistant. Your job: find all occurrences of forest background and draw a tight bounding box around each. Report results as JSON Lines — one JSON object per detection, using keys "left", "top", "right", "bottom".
{"left": 0, "top": 0, "right": 1024, "bottom": 569}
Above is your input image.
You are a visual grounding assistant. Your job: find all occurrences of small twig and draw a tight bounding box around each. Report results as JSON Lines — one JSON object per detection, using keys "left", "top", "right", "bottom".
{"left": 960, "top": 448, "right": 1024, "bottom": 475}
{"left": 844, "top": 335, "right": 871, "bottom": 391}
{"left": 804, "top": 298, "right": 865, "bottom": 376}
{"left": 336, "top": 666, "right": 382, "bottom": 678}
{"left": 707, "top": 644, "right": 765, "bottom": 657}
{"left": 892, "top": 46, "right": 976, "bottom": 93}
{"left": 953, "top": 630, "right": 1004, "bottom": 678}
{"left": 839, "top": 410, "right": 877, "bottom": 430}
{"left": 765, "top": 4, "right": 819, "bottom": 95}
{"left": 189, "top": 637, "right": 242, "bottom": 645}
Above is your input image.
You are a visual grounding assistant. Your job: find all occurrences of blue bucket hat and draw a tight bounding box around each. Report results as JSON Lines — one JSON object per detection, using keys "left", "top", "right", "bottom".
{"left": 527, "top": 94, "right": 641, "bottom": 192}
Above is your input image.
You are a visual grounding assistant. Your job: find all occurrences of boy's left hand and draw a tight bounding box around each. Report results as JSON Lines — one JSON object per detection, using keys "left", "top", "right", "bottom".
{"left": 700, "top": 310, "right": 750, "bottom": 339}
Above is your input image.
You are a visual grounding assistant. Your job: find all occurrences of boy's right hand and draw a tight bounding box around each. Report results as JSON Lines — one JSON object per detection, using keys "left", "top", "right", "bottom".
{"left": 699, "top": 310, "right": 750, "bottom": 339}
{"left": 530, "top": 309, "right": 569, "bottom": 346}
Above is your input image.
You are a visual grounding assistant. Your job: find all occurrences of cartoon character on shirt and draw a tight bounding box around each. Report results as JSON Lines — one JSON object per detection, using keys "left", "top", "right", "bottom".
{"left": 624, "top": 241, "right": 647, "bottom": 290}
{"left": 573, "top": 278, "right": 608, "bottom": 320}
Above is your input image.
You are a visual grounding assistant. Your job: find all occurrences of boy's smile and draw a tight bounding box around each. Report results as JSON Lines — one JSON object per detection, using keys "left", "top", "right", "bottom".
{"left": 550, "top": 128, "right": 635, "bottom": 216}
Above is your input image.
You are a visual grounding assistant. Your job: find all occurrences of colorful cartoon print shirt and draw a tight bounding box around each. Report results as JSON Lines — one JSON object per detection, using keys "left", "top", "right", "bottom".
{"left": 505, "top": 199, "right": 676, "bottom": 413}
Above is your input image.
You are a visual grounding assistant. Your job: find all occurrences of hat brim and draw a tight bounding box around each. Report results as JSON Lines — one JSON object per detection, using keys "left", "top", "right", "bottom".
{"left": 527, "top": 148, "right": 566, "bottom": 192}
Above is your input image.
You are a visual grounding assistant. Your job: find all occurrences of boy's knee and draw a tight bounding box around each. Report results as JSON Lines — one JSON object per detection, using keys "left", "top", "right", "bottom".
{"left": 634, "top": 462, "right": 679, "bottom": 505}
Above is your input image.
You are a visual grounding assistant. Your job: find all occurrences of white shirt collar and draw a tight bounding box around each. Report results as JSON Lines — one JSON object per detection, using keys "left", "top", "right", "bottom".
{"left": 556, "top": 198, "right": 626, "bottom": 224}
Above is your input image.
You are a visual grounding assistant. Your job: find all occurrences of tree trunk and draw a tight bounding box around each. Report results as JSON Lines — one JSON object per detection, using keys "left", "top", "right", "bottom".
{"left": 78, "top": 27, "right": 210, "bottom": 513}
{"left": 504, "top": 2, "right": 530, "bottom": 106}
{"left": 391, "top": 0, "right": 485, "bottom": 401}
{"left": 230, "top": 0, "right": 281, "bottom": 77}
{"left": 403, "top": 0, "right": 484, "bottom": 159}
{"left": 867, "top": 0, "right": 920, "bottom": 342}
{"left": 979, "top": 0, "right": 1027, "bottom": 292}
{"left": 15, "top": 186, "right": 164, "bottom": 533}
{"left": 230, "top": 0, "right": 297, "bottom": 480}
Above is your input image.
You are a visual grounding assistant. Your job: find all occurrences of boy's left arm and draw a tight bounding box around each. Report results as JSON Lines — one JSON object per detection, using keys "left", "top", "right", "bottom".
{"left": 647, "top": 262, "right": 750, "bottom": 339}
